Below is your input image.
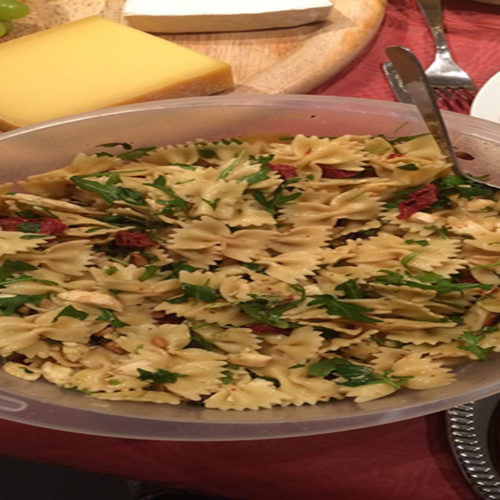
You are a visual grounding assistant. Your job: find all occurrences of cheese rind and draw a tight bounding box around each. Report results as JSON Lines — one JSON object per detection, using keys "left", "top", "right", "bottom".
{"left": 0, "top": 16, "right": 233, "bottom": 130}
{"left": 123, "top": 0, "right": 333, "bottom": 33}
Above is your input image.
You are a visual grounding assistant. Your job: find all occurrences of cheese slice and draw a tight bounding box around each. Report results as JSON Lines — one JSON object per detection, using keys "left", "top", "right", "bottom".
{"left": 0, "top": 16, "right": 233, "bottom": 130}
{"left": 123, "top": 0, "right": 333, "bottom": 33}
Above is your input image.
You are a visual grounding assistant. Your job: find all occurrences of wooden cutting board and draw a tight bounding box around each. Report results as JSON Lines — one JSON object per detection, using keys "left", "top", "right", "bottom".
{"left": 3, "top": 0, "right": 386, "bottom": 94}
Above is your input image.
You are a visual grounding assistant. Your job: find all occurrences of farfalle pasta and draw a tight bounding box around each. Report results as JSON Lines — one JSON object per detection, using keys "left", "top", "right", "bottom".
{"left": 0, "top": 133, "right": 499, "bottom": 410}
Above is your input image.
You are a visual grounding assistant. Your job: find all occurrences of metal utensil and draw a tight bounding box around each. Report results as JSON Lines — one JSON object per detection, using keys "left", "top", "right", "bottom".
{"left": 447, "top": 395, "right": 500, "bottom": 500}
{"left": 386, "top": 45, "right": 500, "bottom": 190}
{"left": 417, "top": 0, "right": 476, "bottom": 102}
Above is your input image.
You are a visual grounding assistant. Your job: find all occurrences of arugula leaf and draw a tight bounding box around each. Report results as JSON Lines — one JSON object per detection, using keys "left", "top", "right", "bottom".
{"left": 96, "top": 142, "right": 132, "bottom": 150}
{"left": 424, "top": 225, "right": 450, "bottom": 238}
{"left": 201, "top": 198, "right": 220, "bottom": 210}
{"left": 70, "top": 176, "right": 146, "bottom": 206}
{"left": 199, "top": 148, "right": 216, "bottom": 159}
{"left": 0, "top": 261, "right": 37, "bottom": 281}
{"left": 246, "top": 369, "right": 280, "bottom": 387}
{"left": 397, "top": 163, "right": 419, "bottom": 171}
{"left": 307, "top": 358, "right": 411, "bottom": 388}
{"left": 308, "top": 295, "right": 380, "bottom": 323}
{"left": 139, "top": 265, "right": 160, "bottom": 282}
{"left": 221, "top": 369, "right": 234, "bottom": 384}
{"left": 187, "top": 333, "right": 216, "bottom": 351}
{"left": 117, "top": 147, "right": 156, "bottom": 161}
{"left": 52, "top": 305, "right": 88, "bottom": 323}
{"left": 96, "top": 309, "right": 130, "bottom": 327}
{"left": 239, "top": 262, "right": 266, "bottom": 273}
{"left": 0, "top": 275, "right": 57, "bottom": 288}
{"left": 0, "top": 294, "right": 46, "bottom": 316}
{"left": 173, "top": 163, "right": 197, "bottom": 170}
{"left": 239, "top": 165, "right": 271, "bottom": 185}
{"left": 374, "top": 270, "right": 493, "bottom": 295}
{"left": 137, "top": 368, "right": 185, "bottom": 384}
{"left": 401, "top": 251, "right": 421, "bottom": 268}
{"left": 252, "top": 186, "right": 301, "bottom": 215}
{"left": 17, "top": 222, "right": 41, "bottom": 233}
{"left": 436, "top": 175, "right": 494, "bottom": 201}
{"left": 335, "top": 279, "right": 365, "bottom": 299}
{"left": 20, "top": 235, "right": 50, "bottom": 240}
{"left": 458, "top": 331, "right": 493, "bottom": 360}
{"left": 164, "top": 261, "right": 199, "bottom": 280}
{"left": 105, "top": 266, "right": 118, "bottom": 275}
{"left": 386, "top": 133, "right": 430, "bottom": 144}
{"left": 167, "top": 283, "right": 218, "bottom": 304}
{"left": 405, "top": 239, "right": 429, "bottom": 247}
{"left": 219, "top": 151, "right": 245, "bottom": 179}
{"left": 239, "top": 296, "right": 301, "bottom": 329}
{"left": 144, "top": 175, "right": 189, "bottom": 215}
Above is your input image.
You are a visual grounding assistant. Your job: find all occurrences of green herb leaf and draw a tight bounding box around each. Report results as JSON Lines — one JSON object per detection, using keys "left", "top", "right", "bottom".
{"left": 164, "top": 261, "right": 199, "bottom": 280}
{"left": 20, "top": 235, "right": 51, "bottom": 240}
{"left": 138, "top": 265, "right": 160, "bottom": 282}
{"left": 424, "top": 225, "right": 450, "bottom": 238}
{"left": 239, "top": 165, "right": 271, "bottom": 185}
{"left": 374, "top": 270, "right": 493, "bottom": 295}
{"left": 405, "top": 239, "right": 429, "bottom": 247}
{"left": 17, "top": 222, "right": 41, "bottom": 233}
{"left": 71, "top": 176, "right": 146, "bottom": 206}
{"left": 144, "top": 175, "right": 189, "bottom": 215}
{"left": 97, "top": 309, "right": 130, "bottom": 328}
{"left": 105, "top": 266, "right": 118, "bottom": 275}
{"left": 0, "top": 294, "right": 46, "bottom": 316}
{"left": 335, "top": 279, "right": 365, "bottom": 299}
{"left": 52, "top": 305, "right": 89, "bottom": 323}
{"left": 219, "top": 151, "right": 245, "bottom": 179}
{"left": 201, "top": 198, "right": 220, "bottom": 210}
{"left": 246, "top": 369, "right": 280, "bottom": 387}
{"left": 199, "top": 148, "right": 216, "bottom": 159}
{"left": 0, "top": 261, "right": 37, "bottom": 281}
{"left": 239, "top": 262, "right": 266, "bottom": 273}
{"left": 96, "top": 142, "right": 133, "bottom": 150}
{"left": 401, "top": 251, "right": 421, "bottom": 268}
{"left": 117, "top": 147, "right": 156, "bottom": 161}
{"left": 397, "top": 163, "right": 419, "bottom": 171}
{"left": 252, "top": 186, "right": 301, "bottom": 215}
{"left": 221, "top": 370, "right": 234, "bottom": 384}
{"left": 137, "top": 368, "right": 185, "bottom": 384}
{"left": 167, "top": 283, "right": 219, "bottom": 304}
{"left": 239, "top": 295, "right": 303, "bottom": 329}
{"left": 458, "top": 331, "right": 493, "bottom": 361}
{"left": 307, "top": 358, "right": 411, "bottom": 388}
{"left": 187, "top": 333, "right": 217, "bottom": 351}
{"left": 308, "top": 295, "right": 380, "bottom": 323}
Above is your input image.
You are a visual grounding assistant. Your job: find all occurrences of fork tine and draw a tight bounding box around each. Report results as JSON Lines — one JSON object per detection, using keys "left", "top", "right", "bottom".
{"left": 434, "top": 87, "right": 473, "bottom": 113}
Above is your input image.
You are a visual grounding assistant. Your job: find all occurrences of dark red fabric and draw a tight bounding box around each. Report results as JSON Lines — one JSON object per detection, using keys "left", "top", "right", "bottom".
{"left": 0, "top": 1, "right": 499, "bottom": 498}
{"left": 0, "top": 414, "right": 477, "bottom": 500}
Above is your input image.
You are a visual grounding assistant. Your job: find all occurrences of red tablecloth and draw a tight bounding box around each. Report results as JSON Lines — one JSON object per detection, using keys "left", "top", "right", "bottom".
{"left": 1, "top": 1, "right": 500, "bottom": 499}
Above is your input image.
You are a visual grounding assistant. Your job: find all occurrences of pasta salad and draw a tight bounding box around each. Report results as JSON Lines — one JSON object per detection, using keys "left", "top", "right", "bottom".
{"left": 0, "top": 133, "right": 498, "bottom": 410}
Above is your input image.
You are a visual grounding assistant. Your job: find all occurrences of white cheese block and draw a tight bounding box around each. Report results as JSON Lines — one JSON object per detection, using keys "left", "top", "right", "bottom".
{"left": 123, "top": 0, "right": 333, "bottom": 33}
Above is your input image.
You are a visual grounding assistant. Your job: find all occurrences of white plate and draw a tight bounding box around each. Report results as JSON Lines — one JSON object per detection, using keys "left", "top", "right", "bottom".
{"left": 470, "top": 70, "right": 500, "bottom": 123}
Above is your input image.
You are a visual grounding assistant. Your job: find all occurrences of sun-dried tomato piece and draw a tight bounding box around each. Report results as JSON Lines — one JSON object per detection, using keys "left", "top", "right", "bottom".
{"left": 38, "top": 218, "right": 67, "bottom": 235}
{"left": 0, "top": 217, "right": 27, "bottom": 231}
{"left": 114, "top": 231, "right": 154, "bottom": 248}
{"left": 319, "top": 165, "right": 358, "bottom": 179}
{"left": 269, "top": 164, "right": 297, "bottom": 179}
{"left": 397, "top": 184, "right": 439, "bottom": 219}
{"left": 0, "top": 217, "right": 66, "bottom": 235}
{"left": 455, "top": 270, "right": 479, "bottom": 284}
{"left": 388, "top": 153, "right": 404, "bottom": 159}
{"left": 249, "top": 323, "right": 293, "bottom": 335}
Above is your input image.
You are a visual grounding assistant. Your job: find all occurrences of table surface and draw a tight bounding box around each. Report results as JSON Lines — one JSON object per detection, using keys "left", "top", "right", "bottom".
{"left": 1, "top": 1, "right": 500, "bottom": 499}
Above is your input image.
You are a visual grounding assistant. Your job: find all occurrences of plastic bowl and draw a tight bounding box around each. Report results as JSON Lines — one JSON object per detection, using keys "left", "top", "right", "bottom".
{"left": 0, "top": 94, "right": 500, "bottom": 441}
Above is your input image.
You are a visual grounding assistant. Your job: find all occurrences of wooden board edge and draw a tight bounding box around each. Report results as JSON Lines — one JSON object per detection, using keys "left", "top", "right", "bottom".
{"left": 233, "top": 0, "right": 387, "bottom": 94}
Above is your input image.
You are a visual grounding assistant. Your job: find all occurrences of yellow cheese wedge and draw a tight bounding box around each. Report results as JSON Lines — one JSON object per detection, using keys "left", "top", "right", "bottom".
{"left": 0, "top": 16, "right": 233, "bottom": 130}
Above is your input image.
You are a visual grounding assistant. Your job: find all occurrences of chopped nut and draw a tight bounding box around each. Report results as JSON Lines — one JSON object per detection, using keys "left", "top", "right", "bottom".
{"left": 130, "top": 253, "right": 148, "bottom": 266}
{"left": 152, "top": 311, "right": 165, "bottom": 320}
{"left": 104, "top": 341, "right": 128, "bottom": 355}
{"left": 17, "top": 305, "right": 31, "bottom": 315}
{"left": 151, "top": 336, "right": 167, "bottom": 348}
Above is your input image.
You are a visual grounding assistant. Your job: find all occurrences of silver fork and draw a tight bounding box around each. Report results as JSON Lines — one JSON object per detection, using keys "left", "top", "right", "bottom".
{"left": 383, "top": 0, "right": 475, "bottom": 112}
